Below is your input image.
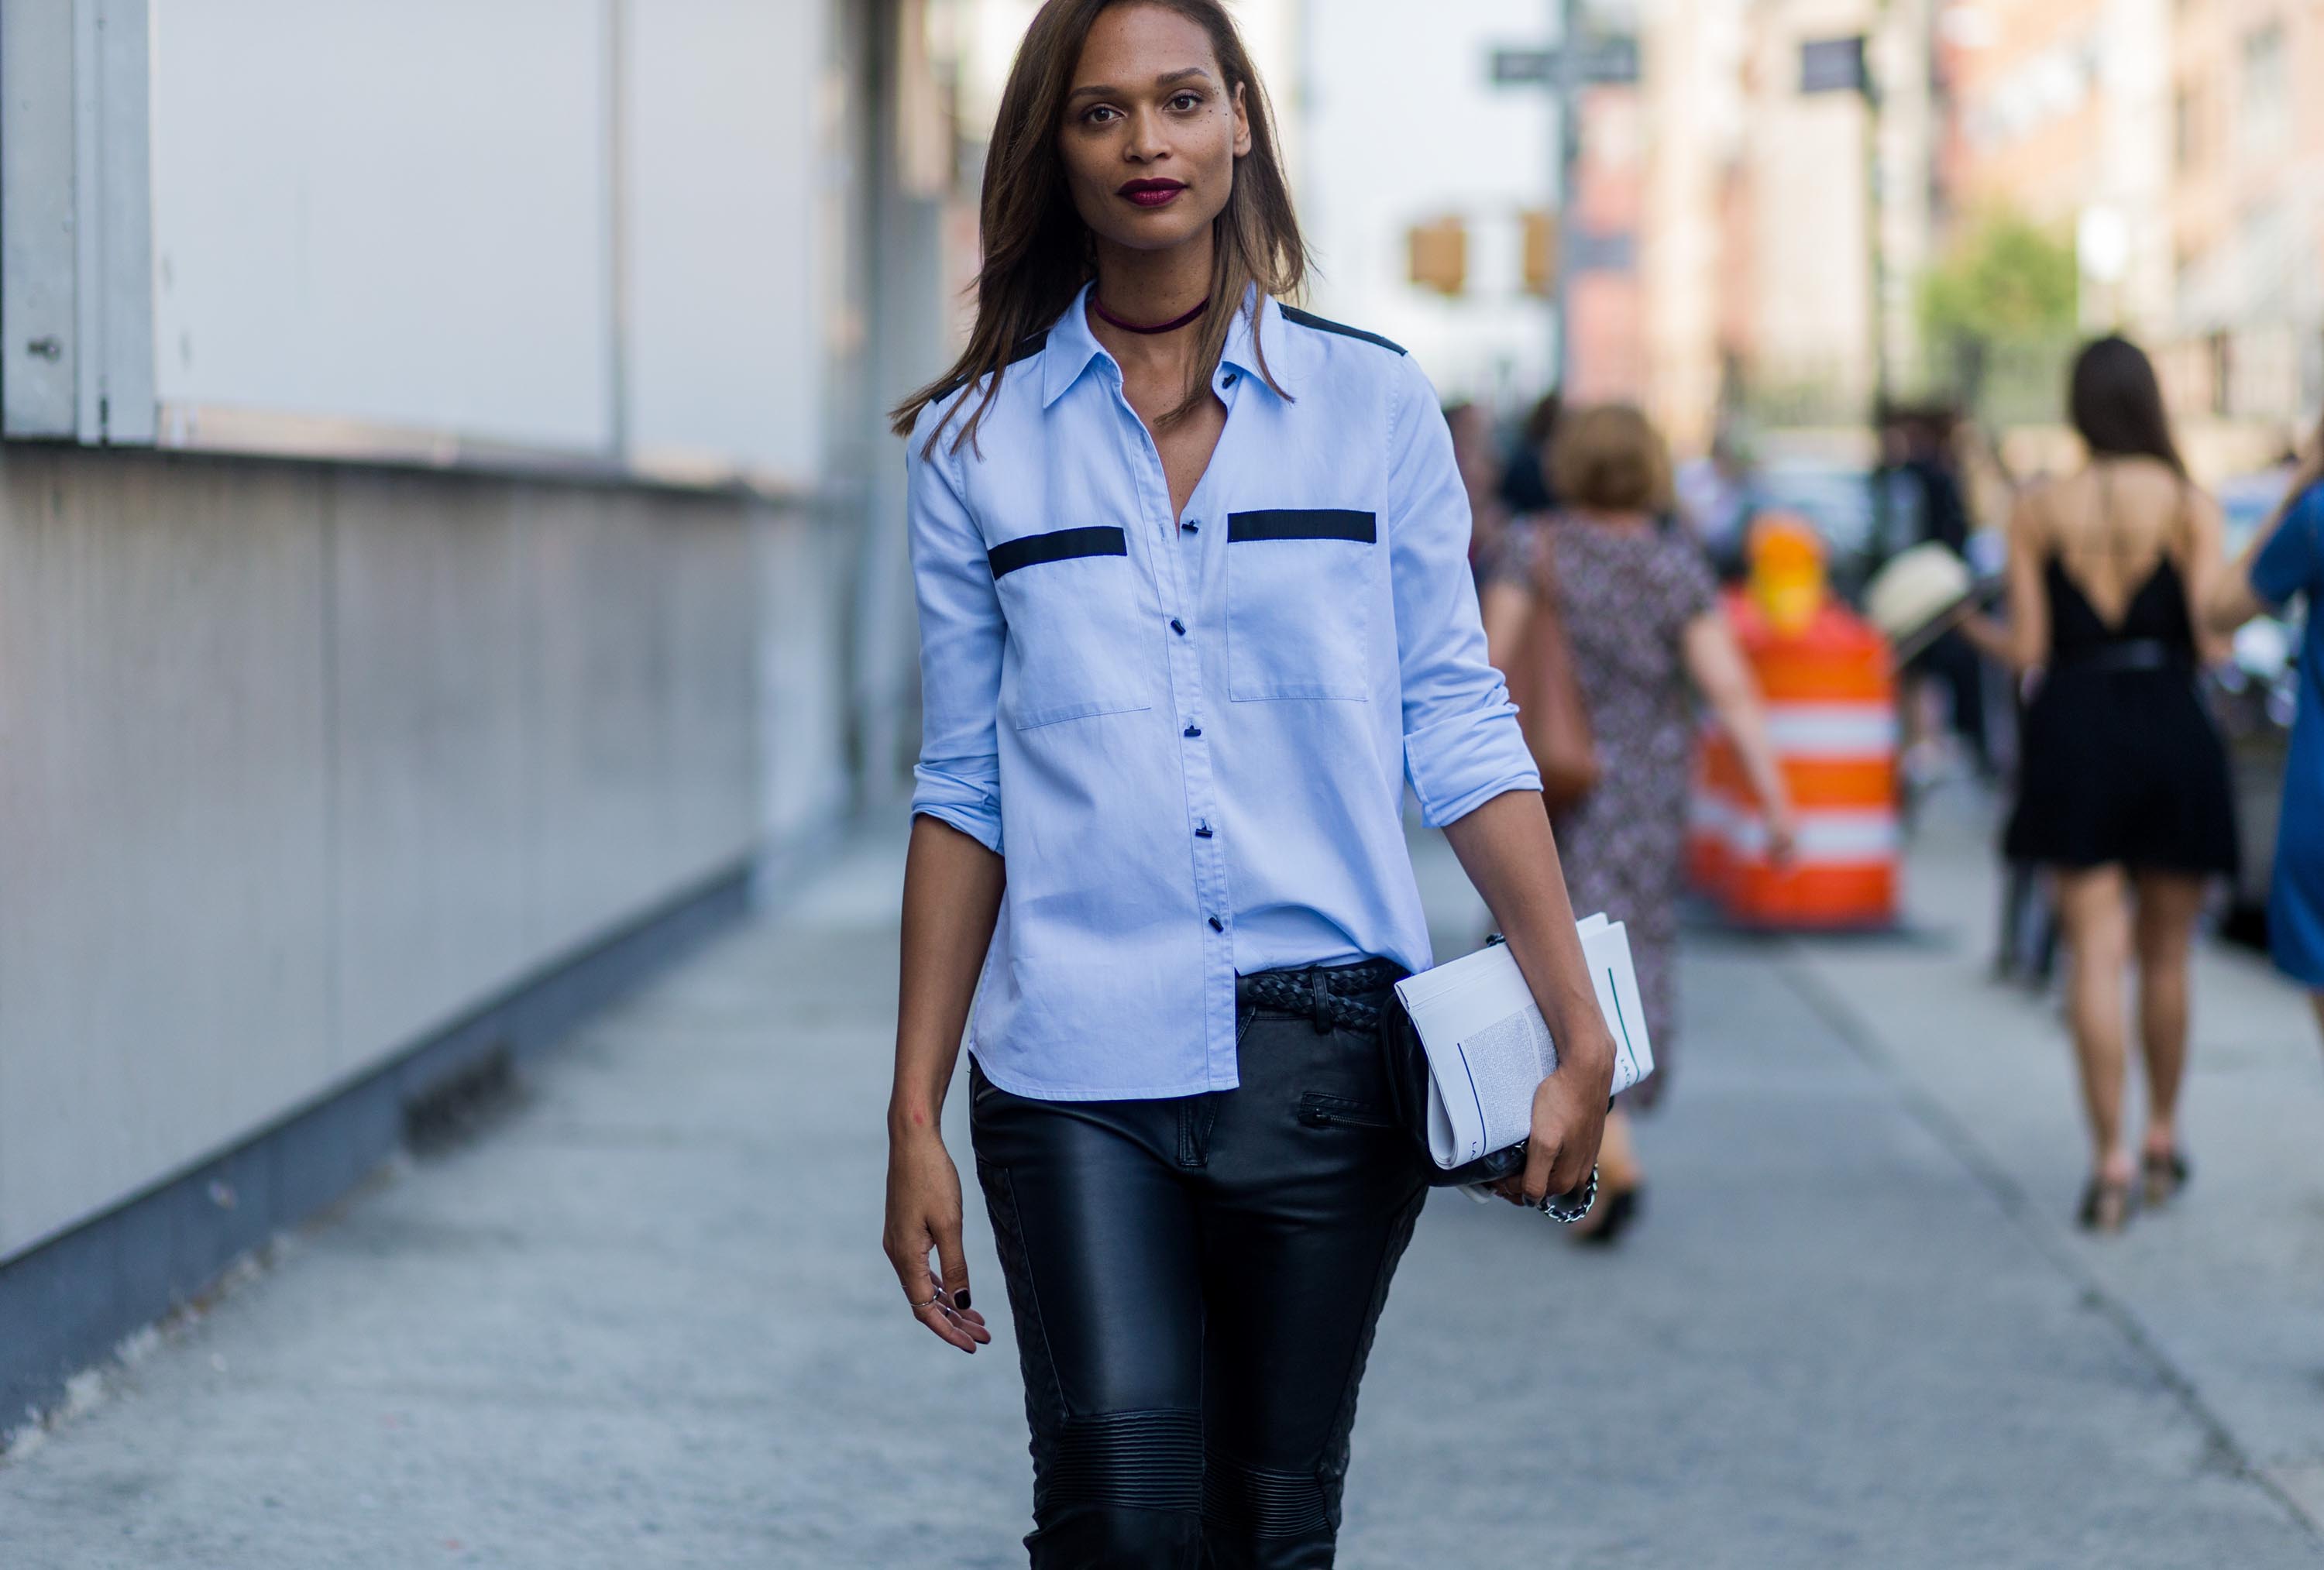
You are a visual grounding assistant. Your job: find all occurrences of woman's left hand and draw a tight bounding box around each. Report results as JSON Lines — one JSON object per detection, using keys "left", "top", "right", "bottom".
{"left": 1487, "top": 1023, "right": 1617, "bottom": 1208}
{"left": 1439, "top": 792, "right": 1623, "bottom": 1212}
{"left": 1764, "top": 805, "right": 1800, "bottom": 867}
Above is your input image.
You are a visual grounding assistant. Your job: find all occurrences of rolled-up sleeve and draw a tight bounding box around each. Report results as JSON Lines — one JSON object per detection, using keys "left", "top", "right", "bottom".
{"left": 1385, "top": 357, "right": 1542, "bottom": 826}
{"left": 906, "top": 411, "right": 1006, "bottom": 855}
{"left": 2251, "top": 485, "right": 2324, "bottom": 610}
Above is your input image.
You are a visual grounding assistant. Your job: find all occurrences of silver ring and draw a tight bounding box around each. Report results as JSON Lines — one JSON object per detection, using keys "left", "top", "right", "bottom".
{"left": 909, "top": 1292, "right": 943, "bottom": 1311}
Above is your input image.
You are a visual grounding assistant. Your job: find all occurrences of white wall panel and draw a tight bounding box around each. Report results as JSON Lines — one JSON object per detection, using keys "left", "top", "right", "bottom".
{"left": 757, "top": 511, "right": 852, "bottom": 847}
{"left": 328, "top": 474, "right": 535, "bottom": 1070}
{"left": 2, "top": 0, "right": 80, "bottom": 436}
{"left": 622, "top": 0, "right": 824, "bottom": 486}
{"left": 663, "top": 500, "right": 765, "bottom": 879}
{"left": 0, "top": 450, "right": 772, "bottom": 1263}
{"left": 524, "top": 492, "right": 689, "bottom": 961}
{"left": 0, "top": 452, "right": 334, "bottom": 1260}
{"left": 146, "top": 0, "right": 614, "bottom": 452}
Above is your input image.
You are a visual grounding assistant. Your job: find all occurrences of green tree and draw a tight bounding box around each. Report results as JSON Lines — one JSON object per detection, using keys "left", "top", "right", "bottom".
{"left": 1920, "top": 210, "right": 2078, "bottom": 345}
{"left": 1920, "top": 210, "right": 2079, "bottom": 419}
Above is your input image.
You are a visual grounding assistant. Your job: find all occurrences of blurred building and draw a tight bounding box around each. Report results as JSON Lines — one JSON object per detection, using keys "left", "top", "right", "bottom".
{"left": 0, "top": 0, "right": 964, "bottom": 1424}
{"left": 1301, "top": 0, "right": 1557, "bottom": 407}
{"left": 1936, "top": 0, "right": 2172, "bottom": 373}
{"left": 1569, "top": 83, "right": 1652, "bottom": 407}
{"left": 1517, "top": 0, "right": 1954, "bottom": 448}
{"left": 1642, "top": 0, "right": 1750, "bottom": 452}
{"left": 2163, "top": 0, "right": 2324, "bottom": 438}
{"left": 1692, "top": 0, "right": 1941, "bottom": 431}
{"left": 1936, "top": 0, "right": 2322, "bottom": 453}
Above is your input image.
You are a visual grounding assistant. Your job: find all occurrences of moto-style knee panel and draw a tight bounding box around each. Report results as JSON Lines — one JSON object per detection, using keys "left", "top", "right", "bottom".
{"left": 1037, "top": 1408, "right": 1205, "bottom": 1518}
{"left": 1201, "top": 1448, "right": 1333, "bottom": 1542}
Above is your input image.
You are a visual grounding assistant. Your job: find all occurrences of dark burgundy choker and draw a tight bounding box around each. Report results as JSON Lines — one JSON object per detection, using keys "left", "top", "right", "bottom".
{"left": 1090, "top": 294, "right": 1209, "bottom": 335}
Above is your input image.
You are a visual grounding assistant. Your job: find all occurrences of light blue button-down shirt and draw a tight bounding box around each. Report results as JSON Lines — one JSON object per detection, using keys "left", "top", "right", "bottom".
{"left": 909, "top": 286, "right": 1541, "bottom": 1101}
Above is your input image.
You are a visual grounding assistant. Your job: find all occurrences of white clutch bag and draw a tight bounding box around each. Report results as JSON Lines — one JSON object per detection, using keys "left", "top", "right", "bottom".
{"left": 1390, "top": 912, "right": 1655, "bottom": 1174}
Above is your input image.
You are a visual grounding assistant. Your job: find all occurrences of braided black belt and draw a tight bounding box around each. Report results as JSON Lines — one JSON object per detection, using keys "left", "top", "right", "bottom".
{"left": 1236, "top": 960, "right": 1404, "bottom": 1034}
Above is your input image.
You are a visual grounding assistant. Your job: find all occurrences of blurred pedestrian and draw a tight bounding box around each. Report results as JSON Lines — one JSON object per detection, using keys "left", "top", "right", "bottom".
{"left": 1877, "top": 404, "right": 1992, "bottom": 780}
{"left": 1445, "top": 398, "right": 1512, "bottom": 578}
{"left": 882, "top": 3, "right": 1618, "bottom": 1563}
{"left": 1959, "top": 336, "right": 2237, "bottom": 1232}
{"left": 2206, "top": 416, "right": 2324, "bottom": 1050}
{"left": 1674, "top": 424, "right": 1753, "bottom": 567}
{"left": 1480, "top": 404, "right": 1796, "bottom": 1244}
{"left": 1497, "top": 390, "right": 1563, "bottom": 514}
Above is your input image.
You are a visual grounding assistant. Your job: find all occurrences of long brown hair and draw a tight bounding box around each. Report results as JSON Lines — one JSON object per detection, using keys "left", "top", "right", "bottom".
{"left": 889, "top": 0, "right": 1307, "bottom": 456}
{"left": 2068, "top": 335, "right": 2185, "bottom": 476}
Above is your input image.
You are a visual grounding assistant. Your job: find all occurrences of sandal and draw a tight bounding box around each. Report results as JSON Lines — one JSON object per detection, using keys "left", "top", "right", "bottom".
{"left": 2077, "top": 1175, "right": 2133, "bottom": 1234}
{"left": 2140, "top": 1149, "right": 2190, "bottom": 1209}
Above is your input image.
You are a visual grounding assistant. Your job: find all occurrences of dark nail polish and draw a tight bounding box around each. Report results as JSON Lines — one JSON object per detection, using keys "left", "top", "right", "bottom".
{"left": 955, "top": 1290, "right": 971, "bottom": 1311}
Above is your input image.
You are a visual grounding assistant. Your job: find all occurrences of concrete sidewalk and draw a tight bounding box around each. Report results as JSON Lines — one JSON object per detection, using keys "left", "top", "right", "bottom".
{"left": 1, "top": 814, "right": 2319, "bottom": 1567}
{"left": 1786, "top": 785, "right": 2324, "bottom": 1535}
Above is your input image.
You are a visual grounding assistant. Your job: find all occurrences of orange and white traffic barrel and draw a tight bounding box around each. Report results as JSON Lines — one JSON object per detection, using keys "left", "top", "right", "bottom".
{"left": 1714, "top": 594, "right": 1899, "bottom": 927}
{"left": 1685, "top": 513, "right": 1900, "bottom": 928}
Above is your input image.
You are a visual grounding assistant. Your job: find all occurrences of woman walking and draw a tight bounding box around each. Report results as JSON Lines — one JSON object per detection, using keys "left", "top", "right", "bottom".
{"left": 2207, "top": 421, "right": 2324, "bottom": 1043}
{"left": 1961, "top": 336, "right": 2237, "bottom": 1232}
{"left": 880, "top": 4, "right": 1618, "bottom": 1563}
{"left": 1479, "top": 405, "right": 1796, "bottom": 1244}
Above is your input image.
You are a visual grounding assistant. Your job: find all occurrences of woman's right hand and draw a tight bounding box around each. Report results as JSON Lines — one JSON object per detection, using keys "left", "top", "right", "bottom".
{"left": 882, "top": 1126, "right": 993, "bottom": 1354}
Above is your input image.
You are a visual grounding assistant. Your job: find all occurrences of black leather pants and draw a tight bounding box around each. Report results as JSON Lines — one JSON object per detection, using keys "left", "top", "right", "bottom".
{"left": 969, "top": 967, "right": 1428, "bottom": 1568}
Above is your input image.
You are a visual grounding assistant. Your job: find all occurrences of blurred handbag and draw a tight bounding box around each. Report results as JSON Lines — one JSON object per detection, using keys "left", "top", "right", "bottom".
{"left": 1502, "top": 517, "right": 1600, "bottom": 810}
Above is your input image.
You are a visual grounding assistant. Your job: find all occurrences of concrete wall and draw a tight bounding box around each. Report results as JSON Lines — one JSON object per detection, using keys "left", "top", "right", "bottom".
{"left": 0, "top": 448, "right": 808, "bottom": 1264}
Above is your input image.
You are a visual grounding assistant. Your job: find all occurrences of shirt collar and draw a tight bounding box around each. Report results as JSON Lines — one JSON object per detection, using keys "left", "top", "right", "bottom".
{"left": 1039, "top": 283, "right": 1297, "bottom": 409}
{"left": 1222, "top": 290, "right": 1297, "bottom": 398}
{"left": 1040, "top": 282, "right": 1108, "bottom": 407}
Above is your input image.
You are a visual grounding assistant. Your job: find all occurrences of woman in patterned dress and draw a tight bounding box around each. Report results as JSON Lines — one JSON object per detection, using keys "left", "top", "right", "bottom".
{"left": 1480, "top": 404, "right": 1794, "bottom": 1242}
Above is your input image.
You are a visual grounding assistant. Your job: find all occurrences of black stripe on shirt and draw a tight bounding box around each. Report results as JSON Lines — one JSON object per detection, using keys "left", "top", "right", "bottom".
{"left": 1277, "top": 306, "right": 1408, "bottom": 356}
{"left": 988, "top": 525, "right": 1129, "bottom": 579}
{"left": 1226, "top": 509, "right": 1377, "bottom": 545}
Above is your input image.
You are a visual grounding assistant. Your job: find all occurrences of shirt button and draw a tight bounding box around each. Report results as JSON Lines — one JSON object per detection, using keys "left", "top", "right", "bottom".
{"left": 1222, "top": 372, "right": 1238, "bottom": 387}
{"left": 1208, "top": 916, "right": 1225, "bottom": 933}
{"left": 1195, "top": 823, "right": 1214, "bottom": 839}
{"left": 1182, "top": 519, "right": 1200, "bottom": 534}
{"left": 1184, "top": 724, "right": 1202, "bottom": 738}
{"left": 1171, "top": 617, "right": 1187, "bottom": 635}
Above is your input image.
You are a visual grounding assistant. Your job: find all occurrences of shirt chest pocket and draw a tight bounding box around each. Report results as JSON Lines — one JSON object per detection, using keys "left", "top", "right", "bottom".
{"left": 1226, "top": 509, "right": 1376, "bottom": 703}
{"left": 989, "top": 525, "right": 1157, "bottom": 730}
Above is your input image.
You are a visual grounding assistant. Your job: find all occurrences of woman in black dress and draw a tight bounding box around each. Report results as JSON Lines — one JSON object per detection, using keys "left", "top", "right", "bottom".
{"left": 1964, "top": 337, "right": 2236, "bottom": 1231}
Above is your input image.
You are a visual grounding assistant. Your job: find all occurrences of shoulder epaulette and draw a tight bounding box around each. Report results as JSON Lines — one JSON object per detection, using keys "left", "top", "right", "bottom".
{"left": 1278, "top": 306, "right": 1406, "bottom": 356}
{"left": 930, "top": 332, "right": 1050, "bottom": 407}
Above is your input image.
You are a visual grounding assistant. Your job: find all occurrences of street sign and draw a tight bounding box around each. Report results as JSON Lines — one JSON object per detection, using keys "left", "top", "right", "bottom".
{"left": 1566, "top": 228, "right": 1635, "bottom": 274}
{"left": 1800, "top": 36, "right": 1868, "bottom": 94}
{"left": 1490, "top": 39, "right": 1641, "bottom": 88}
